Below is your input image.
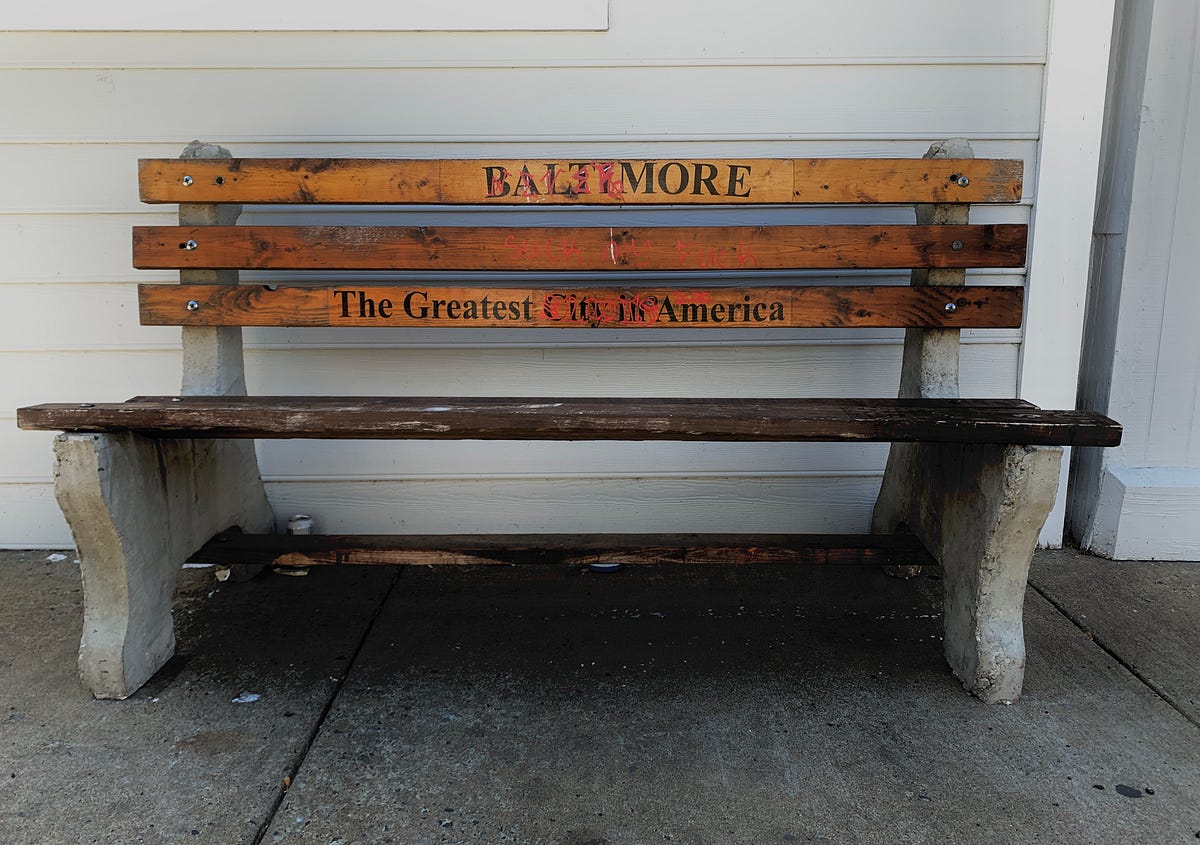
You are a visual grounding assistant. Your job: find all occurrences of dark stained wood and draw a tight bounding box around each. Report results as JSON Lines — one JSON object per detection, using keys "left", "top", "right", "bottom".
{"left": 138, "top": 283, "right": 1025, "bottom": 329}
{"left": 189, "top": 530, "right": 936, "bottom": 568}
{"left": 138, "top": 158, "right": 1023, "bottom": 205}
{"left": 132, "top": 224, "right": 1029, "bottom": 271}
{"left": 16, "top": 396, "right": 1124, "bottom": 447}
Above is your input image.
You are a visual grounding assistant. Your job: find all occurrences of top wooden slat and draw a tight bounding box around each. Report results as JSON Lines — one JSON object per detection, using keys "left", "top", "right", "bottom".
{"left": 138, "top": 158, "right": 1023, "bottom": 205}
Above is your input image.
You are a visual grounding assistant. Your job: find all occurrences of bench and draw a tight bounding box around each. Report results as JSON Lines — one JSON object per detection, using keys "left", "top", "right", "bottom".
{"left": 17, "top": 139, "right": 1122, "bottom": 704}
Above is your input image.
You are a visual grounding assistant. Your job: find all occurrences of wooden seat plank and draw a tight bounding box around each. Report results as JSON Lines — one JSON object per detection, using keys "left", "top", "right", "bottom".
{"left": 138, "top": 283, "right": 1025, "bottom": 329}
{"left": 138, "top": 158, "right": 1023, "bottom": 205}
{"left": 17, "top": 396, "right": 1124, "bottom": 447}
{"left": 190, "top": 530, "right": 936, "bottom": 568}
{"left": 132, "top": 224, "right": 1028, "bottom": 271}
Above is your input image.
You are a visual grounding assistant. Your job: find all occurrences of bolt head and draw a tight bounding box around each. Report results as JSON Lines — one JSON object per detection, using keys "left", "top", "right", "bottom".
{"left": 944, "top": 302, "right": 958, "bottom": 313}
{"left": 957, "top": 176, "right": 970, "bottom": 188}
{"left": 951, "top": 239, "right": 964, "bottom": 251}
{"left": 184, "top": 239, "right": 198, "bottom": 250}
{"left": 181, "top": 175, "right": 194, "bottom": 187}
{"left": 186, "top": 300, "right": 201, "bottom": 311}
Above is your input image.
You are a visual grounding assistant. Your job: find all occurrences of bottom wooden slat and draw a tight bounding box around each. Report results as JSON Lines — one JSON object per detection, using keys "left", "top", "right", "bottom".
{"left": 189, "top": 531, "right": 935, "bottom": 569}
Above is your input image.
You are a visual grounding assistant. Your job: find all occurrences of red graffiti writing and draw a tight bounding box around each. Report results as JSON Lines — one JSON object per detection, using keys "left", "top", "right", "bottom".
{"left": 542, "top": 292, "right": 665, "bottom": 325}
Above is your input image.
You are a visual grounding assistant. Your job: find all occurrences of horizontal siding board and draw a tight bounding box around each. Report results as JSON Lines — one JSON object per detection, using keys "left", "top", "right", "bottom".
{"left": 0, "top": 474, "right": 886, "bottom": 547}
{"left": 264, "top": 476, "right": 885, "bottom": 535}
{"left": 0, "top": 66, "right": 1045, "bottom": 143}
{"left": 0, "top": 0, "right": 1049, "bottom": 68}
{"left": 0, "top": 141, "right": 1040, "bottom": 214}
{"left": 2, "top": 344, "right": 1018, "bottom": 410}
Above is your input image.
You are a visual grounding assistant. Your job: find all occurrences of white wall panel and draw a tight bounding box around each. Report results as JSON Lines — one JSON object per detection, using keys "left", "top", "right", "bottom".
{"left": 0, "top": 0, "right": 1050, "bottom": 545}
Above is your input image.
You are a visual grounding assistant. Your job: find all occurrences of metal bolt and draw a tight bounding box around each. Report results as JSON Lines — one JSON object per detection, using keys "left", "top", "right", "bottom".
{"left": 183, "top": 239, "right": 198, "bottom": 250}
{"left": 951, "top": 239, "right": 964, "bottom": 251}
{"left": 182, "top": 175, "right": 194, "bottom": 187}
{"left": 957, "top": 175, "right": 970, "bottom": 188}
{"left": 186, "top": 300, "right": 201, "bottom": 311}
{"left": 944, "top": 302, "right": 958, "bottom": 313}
{"left": 79, "top": 402, "right": 94, "bottom": 408}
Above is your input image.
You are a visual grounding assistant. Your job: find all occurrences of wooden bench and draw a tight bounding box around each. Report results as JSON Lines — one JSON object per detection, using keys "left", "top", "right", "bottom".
{"left": 17, "top": 139, "right": 1121, "bottom": 704}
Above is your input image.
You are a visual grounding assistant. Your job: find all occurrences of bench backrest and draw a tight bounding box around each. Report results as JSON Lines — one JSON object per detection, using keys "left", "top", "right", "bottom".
{"left": 133, "top": 144, "right": 1025, "bottom": 397}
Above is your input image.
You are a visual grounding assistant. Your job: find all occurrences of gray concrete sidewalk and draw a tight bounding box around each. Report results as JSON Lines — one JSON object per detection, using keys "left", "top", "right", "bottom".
{"left": 1, "top": 548, "right": 1197, "bottom": 844}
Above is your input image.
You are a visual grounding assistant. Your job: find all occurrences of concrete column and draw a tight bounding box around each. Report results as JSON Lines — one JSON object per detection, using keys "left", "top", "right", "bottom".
{"left": 178, "top": 141, "right": 248, "bottom": 397}
{"left": 56, "top": 433, "right": 273, "bottom": 699}
{"left": 872, "top": 139, "right": 971, "bottom": 576}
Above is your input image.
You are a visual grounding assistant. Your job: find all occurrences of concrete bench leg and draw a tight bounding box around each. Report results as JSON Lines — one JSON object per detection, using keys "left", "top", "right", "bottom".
{"left": 54, "top": 433, "right": 273, "bottom": 699}
{"left": 874, "top": 442, "right": 1062, "bottom": 703}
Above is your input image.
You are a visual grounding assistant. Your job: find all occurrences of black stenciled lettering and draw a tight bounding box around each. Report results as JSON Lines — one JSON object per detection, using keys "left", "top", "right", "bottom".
{"left": 333, "top": 289, "right": 357, "bottom": 318}
{"left": 445, "top": 300, "right": 461, "bottom": 319}
{"left": 753, "top": 302, "right": 767, "bottom": 321}
{"left": 403, "top": 290, "right": 429, "bottom": 318}
{"left": 657, "top": 162, "right": 689, "bottom": 195}
{"left": 621, "top": 161, "right": 655, "bottom": 194}
{"left": 681, "top": 302, "right": 707, "bottom": 322}
{"left": 692, "top": 163, "right": 719, "bottom": 195}
{"left": 516, "top": 166, "right": 541, "bottom": 196}
{"left": 568, "top": 162, "right": 591, "bottom": 194}
{"left": 377, "top": 298, "right": 392, "bottom": 319}
{"left": 726, "top": 164, "right": 752, "bottom": 198}
{"left": 357, "top": 293, "right": 377, "bottom": 318}
{"left": 483, "top": 166, "right": 511, "bottom": 198}
{"left": 544, "top": 164, "right": 566, "bottom": 195}
{"left": 770, "top": 301, "right": 784, "bottom": 321}
{"left": 711, "top": 303, "right": 726, "bottom": 320}
{"left": 659, "top": 297, "right": 678, "bottom": 322}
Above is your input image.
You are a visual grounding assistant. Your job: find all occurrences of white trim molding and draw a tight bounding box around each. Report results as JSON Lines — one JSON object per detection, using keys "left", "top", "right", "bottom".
{"left": 1083, "top": 467, "right": 1200, "bottom": 560}
{"left": 1, "top": 0, "right": 609, "bottom": 32}
{"left": 1021, "top": 0, "right": 1117, "bottom": 546}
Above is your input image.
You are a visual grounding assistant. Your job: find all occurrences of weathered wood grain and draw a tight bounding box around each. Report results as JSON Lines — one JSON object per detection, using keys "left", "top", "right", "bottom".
{"left": 17, "top": 396, "right": 1124, "bottom": 447}
{"left": 138, "top": 158, "right": 1023, "bottom": 205}
{"left": 138, "top": 283, "right": 1025, "bottom": 329}
{"left": 189, "top": 530, "right": 936, "bottom": 568}
{"left": 132, "top": 224, "right": 1028, "bottom": 271}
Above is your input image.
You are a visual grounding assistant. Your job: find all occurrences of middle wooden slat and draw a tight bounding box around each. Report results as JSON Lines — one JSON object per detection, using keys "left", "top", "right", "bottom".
{"left": 132, "top": 224, "right": 1028, "bottom": 271}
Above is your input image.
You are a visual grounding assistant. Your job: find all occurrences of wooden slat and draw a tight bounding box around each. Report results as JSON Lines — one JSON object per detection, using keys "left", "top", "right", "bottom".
{"left": 16, "top": 396, "right": 1124, "bottom": 447}
{"left": 132, "top": 224, "right": 1028, "bottom": 271}
{"left": 138, "top": 284, "right": 1024, "bottom": 329}
{"left": 189, "top": 530, "right": 936, "bottom": 568}
{"left": 138, "top": 158, "right": 1023, "bottom": 205}
{"left": 794, "top": 158, "right": 1023, "bottom": 203}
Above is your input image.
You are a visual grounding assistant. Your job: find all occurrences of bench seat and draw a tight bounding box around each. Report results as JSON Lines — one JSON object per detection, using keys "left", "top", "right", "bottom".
{"left": 18, "top": 142, "right": 1125, "bottom": 704}
{"left": 19, "top": 396, "right": 1120, "bottom": 446}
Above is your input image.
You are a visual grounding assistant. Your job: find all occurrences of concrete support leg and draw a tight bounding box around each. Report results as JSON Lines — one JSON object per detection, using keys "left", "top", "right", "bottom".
{"left": 54, "top": 433, "right": 273, "bottom": 699}
{"left": 889, "top": 442, "right": 1062, "bottom": 703}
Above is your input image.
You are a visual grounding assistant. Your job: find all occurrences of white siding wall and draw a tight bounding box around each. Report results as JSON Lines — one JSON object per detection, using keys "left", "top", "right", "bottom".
{"left": 0, "top": 0, "right": 1049, "bottom": 546}
{"left": 1071, "top": 0, "right": 1200, "bottom": 560}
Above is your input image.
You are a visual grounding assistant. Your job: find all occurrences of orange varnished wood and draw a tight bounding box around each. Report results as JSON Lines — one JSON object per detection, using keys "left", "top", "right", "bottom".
{"left": 138, "top": 283, "right": 1025, "bottom": 329}
{"left": 137, "top": 158, "right": 1023, "bottom": 205}
{"left": 132, "top": 224, "right": 1028, "bottom": 271}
